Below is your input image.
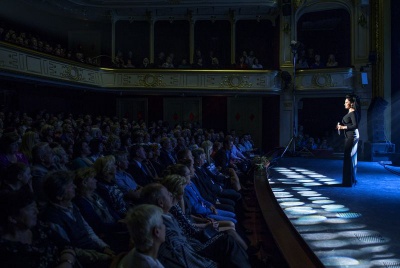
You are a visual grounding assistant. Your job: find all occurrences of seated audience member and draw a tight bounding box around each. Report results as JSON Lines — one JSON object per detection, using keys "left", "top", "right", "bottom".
{"left": 311, "top": 54, "right": 325, "bottom": 68}
{"left": 40, "top": 124, "right": 55, "bottom": 143}
{"left": 74, "top": 167, "right": 129, "bottom": 252}
{"left": 42, "top": 170, "right": 113, "bottom": 267}
{"left": 251, "top": 58, "right": 263, "bottom": 69}
{"left": 0, "top": 132, "right": 29, "bottom": 172}
{"left": 114, "top": 150, "right": 142, "bottom": 202}
{"left": 155, "top": 52, "right": 166, "bottom": 68}
{"left": 159, "top": 137, "right": 177, "bottom": 171}
{"left": 162, "top": 173, "right": 258, "bottom": 256}
{"left": 19, "top": 130, "right": 40, "bottom": 163}
{"left": 192, "top": 148, "right": 241, "bottom": 206}
{"left": 326, "top": 54, "right": 338, "bottom": 67}
{"left": 31, "top": 142, "right": 55, "bottom": 204}
{"left": 210, "top": 57, "right": 220, "bottom": 69}
{"left": 141, "top": 183, "right": 251, "bottom": 268}
{"left": 71, "top": 140, "right": 93, "bottom": 170}
{"left": 236, "top": 56, "right": 248, "bottom": 69}
{"left": 0, "top": 162, "right": 32, "bottom": 193}
{"left": 140, "top": 57, "right": 152, "bottom": 68}
{"left": 128, "top": 144, "right": 154, "bottom": 186}
{"left": 0, "top": 189, "right": 78, "bottom": 268}
{"left": 210, "top": 141, "right": 222, "bottom": 160}
{"left": 202, "top": 140, "right": 242, "bottom": 191}
{"left": 178, "top": 58, "right": 191, "bottom": 69}
{"left": 119, "top": 204, "right": 166, "bottom": 268}
{"left": 192, "top": 57, "right": 204, "bottom": 69}
{"left": 214, "top": 136, "right": 240, "bottom": 174}
{"left": 147, "top": 143, "right": 164, "bottom": 178}
{"left": 93, "top": 155, "right": 128, "bottom": 217}
{"left": 161, "top": 56, "right": 174, "bottom": 68}
{"left": 182, "top": 159, "right": 238, "bottom": 224}
{"left": 52, "top": 145, "right": 71, "bottom": 171}
{"left": 88, "top": 138, "right": 104, "bottom": 163}
{"left": 104, "top": 134, "right": 121, "bottom": 154}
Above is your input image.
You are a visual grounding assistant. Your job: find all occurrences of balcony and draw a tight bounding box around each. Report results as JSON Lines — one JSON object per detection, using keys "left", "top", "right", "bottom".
{"left": 0, "top": 42, "right": 281, "bottom": 95}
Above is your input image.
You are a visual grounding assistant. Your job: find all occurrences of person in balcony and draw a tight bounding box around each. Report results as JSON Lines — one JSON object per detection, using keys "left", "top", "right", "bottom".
{"left": 311, "top": 54, "right": 325, "bottom": 68}
{"left": 326, "top": 54, "right": 338, "bottom": 67}
{"left": 251, "top": 58, "right": 263, "bottom": 69}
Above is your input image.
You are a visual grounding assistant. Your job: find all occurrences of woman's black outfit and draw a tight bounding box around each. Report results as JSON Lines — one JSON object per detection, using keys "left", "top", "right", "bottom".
{"left": 342, "top": 110, "right": 360, "bottom": 186}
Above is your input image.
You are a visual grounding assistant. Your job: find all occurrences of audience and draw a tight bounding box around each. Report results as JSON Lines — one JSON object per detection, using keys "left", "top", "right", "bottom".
{"left": 0, "top": 108, "right": 281, "bottom": 267}
{"left": 0, "top": 188, "right": 78, "bottom": 268}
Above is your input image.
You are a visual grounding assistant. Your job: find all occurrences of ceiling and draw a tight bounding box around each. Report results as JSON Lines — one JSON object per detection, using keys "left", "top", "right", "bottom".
{"left": 14, "top": 0, "right": 279, "bottom": 22}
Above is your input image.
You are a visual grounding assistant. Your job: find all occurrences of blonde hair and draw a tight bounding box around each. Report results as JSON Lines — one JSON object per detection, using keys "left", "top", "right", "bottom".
{"left": 161, "top": 174, "right": 187, "bottom": 198}
{"left": 93, "top": 155, "right": 116, "bottom": 179}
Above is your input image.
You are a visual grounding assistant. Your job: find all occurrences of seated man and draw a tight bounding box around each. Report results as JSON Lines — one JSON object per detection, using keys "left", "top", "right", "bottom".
{"left": 141, "top": 183, "right": 251, "bottom": 268}
{"left": 120, "top": 204, "right": 166, "bottom": 268}
{"left": 42, "top": 170, "right": 114, "bottom": 267}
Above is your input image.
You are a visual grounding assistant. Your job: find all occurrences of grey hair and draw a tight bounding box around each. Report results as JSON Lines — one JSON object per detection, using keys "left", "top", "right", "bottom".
{"left": 125, "top": 204, "right": 164, "bottom": 251}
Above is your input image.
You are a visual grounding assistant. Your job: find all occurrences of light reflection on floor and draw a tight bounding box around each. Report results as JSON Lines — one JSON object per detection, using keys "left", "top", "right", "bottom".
{"left": 270, "top": 166, "right": 400, "bottom": 267}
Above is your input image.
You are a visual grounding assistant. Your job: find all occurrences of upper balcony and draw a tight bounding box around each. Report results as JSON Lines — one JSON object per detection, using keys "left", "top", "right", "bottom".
{"left": 0, "top": 42, "right": 360, "bottom": 96}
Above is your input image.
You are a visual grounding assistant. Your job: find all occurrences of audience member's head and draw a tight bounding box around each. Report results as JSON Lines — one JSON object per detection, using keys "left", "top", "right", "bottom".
{"left": 43, "top": 170, "right": 75, "bottom": 204}
{"left": 140, "top": 183, "right": 173, "bottom": 213}
{"left": 125, "top": 204, "right": 165, "bottom": 252}
{"left": 0, "top": 188, "right": 37, "bottom": 233}
{"left": 93, "top": 155, "right": 116, "bottom": 182}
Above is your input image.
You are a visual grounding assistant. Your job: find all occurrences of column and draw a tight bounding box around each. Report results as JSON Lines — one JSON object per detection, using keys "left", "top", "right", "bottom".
{"left": 189, "top": 16, "right": 195, "bottom": 64}
{"left": 148, "top": 12, "right": 155, "bottom": 64}
{"left": 230, "top": 10, "right": 236, "bottom": 65}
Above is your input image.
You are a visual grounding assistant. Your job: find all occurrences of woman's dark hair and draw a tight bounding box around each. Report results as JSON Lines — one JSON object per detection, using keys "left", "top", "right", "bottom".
{"left": 43, "top": 170, "right": 75, "bottom": 202}
{"left": 346, "top": 94, "right": 361, "bottom": 120}
{"left": 4, "top": 162, "right": 29, "bottom": 184}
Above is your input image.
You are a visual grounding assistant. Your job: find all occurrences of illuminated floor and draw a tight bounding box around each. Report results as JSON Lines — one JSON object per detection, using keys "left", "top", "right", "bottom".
{"left": 269, "top": 157, "right": 400, "bottom": 268}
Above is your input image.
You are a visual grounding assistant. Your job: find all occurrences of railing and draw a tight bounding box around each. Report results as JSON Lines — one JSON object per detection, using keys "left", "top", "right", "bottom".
{"left": 0, "top": 42, "right": 281, "bottom": 94}
{"left": 0, "top": 42, "right": 358, "bottom": 95}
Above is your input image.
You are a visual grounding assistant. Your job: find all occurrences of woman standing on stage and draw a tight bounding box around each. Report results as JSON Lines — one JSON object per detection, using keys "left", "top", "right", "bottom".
{"left": 337, "top": 94, "right": 360, "bottom": 187}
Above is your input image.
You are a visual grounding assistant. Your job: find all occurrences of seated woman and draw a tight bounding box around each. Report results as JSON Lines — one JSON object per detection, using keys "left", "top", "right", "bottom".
{"left": 0, "top": 162, "right": 32, "bottom": 193}
{"left": 19, "top": 131, "right": 40, "bottom": 163}
{"left": 120, "top": 204, "right": 165, "bottom": 268}
{"left": 93, "top": 155, "right": 128, "bottom": 217}
{"left": 161, "top": 174, "right": 250, "bottom": 251}
{"left": 0, "top": 188, "right": 77, "bottom": 268}
{"left": 74, "top": 167, "right": 129, "bottom": 252}
{"left": 171, "top": 160, "right": 237, "bottom": 224}
{"left": 201, "top": 140, "right": 242, "bottom": 191}
{"left": 42, "top": 170, "right": 114, "bottom": 267}
{"left": 71, "top": 140, "right": 93, "bottom": 170}
{"left": 52, "top": 145, "right": 71, "bottom": 171}
{"left": 0, "top": 132, "right": 29, "bottom": 173}
{"left": 326, "top": 54, "right": 338, "bottom": 67}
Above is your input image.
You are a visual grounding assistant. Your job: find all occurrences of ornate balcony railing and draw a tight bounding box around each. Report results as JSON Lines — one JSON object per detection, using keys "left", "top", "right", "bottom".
{"left": 0, "top": 42, "right": 281, "bottom": 94}
{"left": 295, "top": 67, "right": 355, "bottom": 94}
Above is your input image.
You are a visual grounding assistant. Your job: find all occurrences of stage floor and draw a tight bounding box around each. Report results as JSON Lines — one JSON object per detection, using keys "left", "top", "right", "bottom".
{"left": 269, "top": 156, "right": 400, "bottom": 268}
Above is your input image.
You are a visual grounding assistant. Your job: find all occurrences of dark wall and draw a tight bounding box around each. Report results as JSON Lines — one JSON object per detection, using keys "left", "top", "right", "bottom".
{"left": 298, "top": 97, "right": 343, "bottom": 140}
{"left": 202, "top": 96, "right": 228, "bottom": 130}
{"left": 262, "top": 95, "right": 281, "bottom": 151}
{"left": 236, "top": 20, "right": 277, "bottom": 69}
{"left": 297, "top": 9, "right": 351, "bottom": 67}
{"left": 115, "top": 21, "right": 150, "bottom": 66}
{"left": 155, "top": 20, "right": 190, "bottom": 66}
{"left": 195, "top": 20, "right": 231, "bottom": 67}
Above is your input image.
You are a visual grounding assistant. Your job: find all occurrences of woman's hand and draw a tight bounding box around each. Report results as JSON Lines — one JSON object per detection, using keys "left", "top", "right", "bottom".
{"left": 210, "top": 205, "right": 217, "bottom": 214}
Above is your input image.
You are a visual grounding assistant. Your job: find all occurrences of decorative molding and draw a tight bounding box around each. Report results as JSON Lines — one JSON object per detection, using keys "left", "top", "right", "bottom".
{"left": 0, "top": 42, "right": 280, "bottom": 93}
{"left": 295, "top": 68, "right": 355, "bottom": 91}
